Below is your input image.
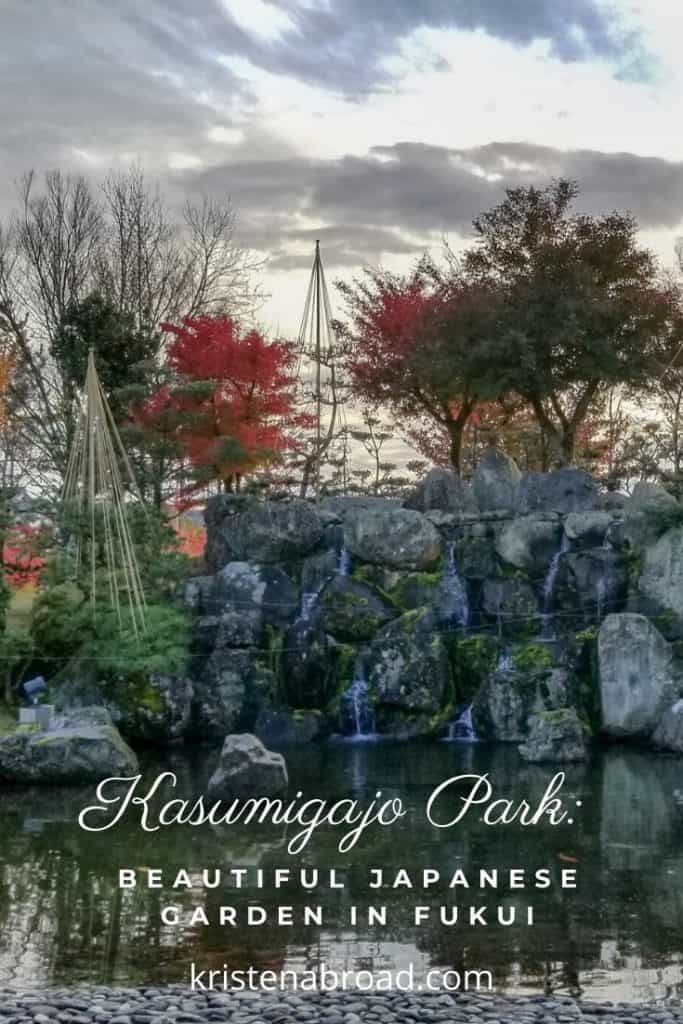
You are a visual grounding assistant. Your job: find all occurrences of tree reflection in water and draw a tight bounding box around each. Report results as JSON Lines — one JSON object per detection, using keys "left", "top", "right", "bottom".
{"left": 1, "top": 744, "right": 683, "bottom": 1003}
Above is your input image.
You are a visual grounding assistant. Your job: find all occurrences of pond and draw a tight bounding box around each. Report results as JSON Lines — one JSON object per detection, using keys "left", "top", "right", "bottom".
{"left": 0, "top": 740, "right": 682, "bottom": 1003}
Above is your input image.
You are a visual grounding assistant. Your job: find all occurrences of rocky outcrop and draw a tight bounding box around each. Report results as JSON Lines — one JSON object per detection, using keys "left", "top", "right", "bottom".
{"left": 207, "top": 562, "right": 299, "bottom": 628}
{"left": 366, "top": 609, "right": 451, "bottom": 735}
{"left": 598, "top": 614, "right": 679, "bottom": 738}
{"left": 253, "top": 709, "right": 325, "bottom": 747}
{"left": 207, "top": 734, "right": 288, "bottom": 797}
{"left": 114, "top": 673, "right": 194, "bottom": 746}
{"left": 640, "top": 527, "right": 683, "bottom": 625}
{"left": 517, "top": 468, "right": 599, "bottom": 515}
{"left": 564, "top": 511, "right": 613, "bottom": 547}
{"left": 214, "top": 499, "right": 323, "bottom": 564}
{"left": 555, "top": 549, "right": 628, "bottom": 627}
{"left": 185, "top": 466, "right": 683, "bottom": 752}
{"left": 472, "top": 660, "right": 569, "bottom": 742}
{"left": 518, "top": 708, "right": 588, "bottom": 762}
{"left": 481, "top": 578, "right": 541, "bottom": 639}
{"left": 318, "top": 576, "right": 396, "bottom": 642}
{"left": 54, "top": 672, "right": 194, "bottom": 747}
{"left": 191, "top": 650, "right": 275, "bottom": 740}
{"left": 651, "top": 700, "right": 683, "bottom": 753}
{"left": 404, "top": 468, "right": 475, "bottom": 514}
{"left": 343, "top": 507, "right": 442, "bottom": 571}
{"left": 495, "top": 515, "right": 562, "bottom": 575}
{"left": 472, "top": 448, "right": 521, "bottom": 512}
{"left": 0, "top": 707, "right": 138, "bottom": 784}
{"left": 281, "top": 619, "right": 342, "bottom": 710}
{"left": 623, "top": 483, "right": 681, "bottom": 548}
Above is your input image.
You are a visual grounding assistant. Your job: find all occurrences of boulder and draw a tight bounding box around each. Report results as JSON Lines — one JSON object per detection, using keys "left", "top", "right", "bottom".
{"left": 194, "top": 610, "right": 262, "bottom": 652}
{"left": 623, "top": 483, "right": 681, "bottom": 548}
{"left": 54, "top": 673, "right": 194, "bottom": 747}
{"left": 301, "top": 547, "right": 339, "bottom": 596}
{"left": 254, "top": 708, "right": 325, "bottom": 747}
{"left": 555, "top": 549, "right": 628, "bottom": 627}
{"left": 318, "top": 576, "right": 396, "bottom": 642}
{"left": 495, "top": 515, "right": 562, "bottom": 575}
{"left": 600, "top": 491, "right": 629, "bottom": 512}
{"left": 0, "top": 707, "right": 138, "bottom": 784}
{"left": 228, "top": 500, "right": 323, "bottom": 563}
{"left": 113, "top": 673, "right": 194, "bottom": 746}
{"left": 343, "top": 507, "right": 442, "bottom": 571}
{"left": 456, "top": 533, "right": 499, "bottom": 580}
{"left": 281, "top": 619, "right": 340, "bottom": 710}
{"left": 366, "top": 609, "right": 451, "bottom": 735}
{"left": 319, "top": 495, "right": 401, "bottom": 520}
{"left": 404, "top": 468, "right": 476, "bottom": 514}
{"left": 640, "top": 527, "right": 683, "bottom": 624}
{"left": 207, "top": 562, "right": 299, "bottom": 630}
{"left": 386, "top": 570, "right": 442, "bottom": 612}
{"left": 181, "top": 575, "right": 214, "bottom": 612}
{"left": 518, "top": 709, "right": 588, "bottom": 763}
{"left": 472, "top": 662, "right": 569, "bottom": 743}
{"left": 203, "top": 494, "right": 250, "bottom": 571}
{"left": 482, "top": 578, "right": 541, "bottom": 639}
{"left": 207, "top": 734, "right": 288, "bottom": 798}
{"left": 652, "top": 700, "right": 683, "bottom": 753}
{"left": 564, "top": 511, "right": 613, "bottom": 548}
{"left": 472, "top": 448, "right": 521, "bottom": 512}
{"left": 517, "top": 468, "right": 599, "bottom": 515}
{"left": 598, "top": 614, "right": 679, "bottom": 738}
{"left": 191, "top": 650, "right": 276, "bottom": 739}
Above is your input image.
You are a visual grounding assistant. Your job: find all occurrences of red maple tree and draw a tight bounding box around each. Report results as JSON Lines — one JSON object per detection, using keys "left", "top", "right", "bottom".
{"left": 337, "top": 263, "right": 497, "bottom": 473}
{"left": 138, "top": 317, "right": 303, "bottom": 493}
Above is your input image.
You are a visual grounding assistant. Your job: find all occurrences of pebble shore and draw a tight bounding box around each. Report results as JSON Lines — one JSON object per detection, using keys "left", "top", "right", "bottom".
{"left": 1, "top": 986, "right": 682, "bottom": 1024}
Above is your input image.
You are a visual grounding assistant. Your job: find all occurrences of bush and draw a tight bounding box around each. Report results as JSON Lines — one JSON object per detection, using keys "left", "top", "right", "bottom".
{"left": 30, "top": 582, "right": 190, "bottom": 685}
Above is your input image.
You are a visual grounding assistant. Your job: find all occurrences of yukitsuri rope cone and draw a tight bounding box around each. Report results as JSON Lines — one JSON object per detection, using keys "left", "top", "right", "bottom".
{"left": 61, "top": 348, "right": 147, "bottom": 637}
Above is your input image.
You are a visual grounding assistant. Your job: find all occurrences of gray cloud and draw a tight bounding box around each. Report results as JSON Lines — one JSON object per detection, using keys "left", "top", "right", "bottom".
{"left": 0, "top": 1, "right": 252, "bottom": 202}
{"left": 248, "top": 0, "right": 651, "bottom": 94}
{"left": 0, "top": 0, "right": 652, "bottom": 188}
{"left": 0, "top": 2, "right": 666, "bottom": 272}
{"left": 179, "top": 141, "right": 683, "bottom": 268}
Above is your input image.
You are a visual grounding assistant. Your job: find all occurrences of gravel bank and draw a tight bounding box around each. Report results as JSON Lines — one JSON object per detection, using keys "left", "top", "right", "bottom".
{"left": 1, "top": 986, "right": 682, "bottom": 1024}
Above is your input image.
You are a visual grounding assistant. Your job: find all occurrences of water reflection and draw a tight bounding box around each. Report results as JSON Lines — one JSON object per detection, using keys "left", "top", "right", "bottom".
{"left": 0, "top": 743, "right": 682, "bottom": 1002}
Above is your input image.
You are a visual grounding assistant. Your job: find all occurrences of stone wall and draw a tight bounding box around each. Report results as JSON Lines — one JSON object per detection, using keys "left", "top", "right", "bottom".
{"left": 173, "top": 450, "right": 683, "bottom": 752}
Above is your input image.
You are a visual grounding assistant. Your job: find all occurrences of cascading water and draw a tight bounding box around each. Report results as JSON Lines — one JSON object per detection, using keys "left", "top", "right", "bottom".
{"left": 337, "top": 544, "right": 350, "bottom": 576}
{"left": 541, "top": 533, "right": 570, "bottom": 638}
{"left": 444, "top": 540, "right": 469, "bottom": 628}
{"left": 445, "top": 704, "right": 478, "bottom": 742}
{"left": 497, "top": 648, "right": 515, "bottom": 672}
{"left": 596, "top": 575, "right": 606, "bottom": 622}
{"left": 300, "top": 543, "right": 350, "bottom": 621}
{"left": 342, "top": 659, "right": 376, "bottom": 740}
{"left": 299, "top": 588, "right": 321, "bottom": 622}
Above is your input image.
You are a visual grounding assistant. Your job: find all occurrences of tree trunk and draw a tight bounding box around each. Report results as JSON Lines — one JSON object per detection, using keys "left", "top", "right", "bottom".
{"left": 445, "top": 419, "right": 465, "bottom": 475}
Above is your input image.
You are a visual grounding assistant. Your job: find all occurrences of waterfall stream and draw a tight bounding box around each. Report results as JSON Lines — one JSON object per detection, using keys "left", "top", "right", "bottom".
{"left": 341, "top": 659, "right": 377, "bottom": 740}
{"left": 445, "top": 704, "right": 478, "bottom": 742}
{"left": 337, "top": 544, "right": 350, "bottom": 576}
{"left": 444, "top": 540, "right": 469, "bottom": 628}
{"left": 541, "top": 533, "right": 570, "bottom": 638}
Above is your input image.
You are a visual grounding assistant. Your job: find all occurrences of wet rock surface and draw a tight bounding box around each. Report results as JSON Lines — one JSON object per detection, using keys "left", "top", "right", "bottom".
{"left": 0, "top": 985, "right": 680, "bottom": 1024}
{"left": 0, "top": 707, "right": 138, "bottom": 784}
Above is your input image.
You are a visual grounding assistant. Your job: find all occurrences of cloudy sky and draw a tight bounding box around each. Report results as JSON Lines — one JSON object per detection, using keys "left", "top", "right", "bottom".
{"left": 3, "top": 0, "right": 683, "bottom": 334}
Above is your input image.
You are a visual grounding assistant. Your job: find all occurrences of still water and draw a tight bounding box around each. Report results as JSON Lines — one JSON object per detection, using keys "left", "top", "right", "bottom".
{"left": 0, "top": 741, "right": 682, "bottom": 1003}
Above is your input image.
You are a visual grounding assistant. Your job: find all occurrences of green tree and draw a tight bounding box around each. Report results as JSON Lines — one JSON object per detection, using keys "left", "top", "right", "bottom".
{"left": 464, "top": 179, "right": 673, "bottom": 465}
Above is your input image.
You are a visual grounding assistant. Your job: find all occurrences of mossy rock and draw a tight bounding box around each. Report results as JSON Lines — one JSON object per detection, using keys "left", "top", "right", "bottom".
{"left": 512, "top": 642, "right": 554, "bottom": 674}
{"left": 448, "top": 633, "right": 498, "bottom": 705}
{"left": 318, "top": 576, "right": 396, "bottom": 642}
{"left": 387, "top": 570, "right": 442, "bottom": 611}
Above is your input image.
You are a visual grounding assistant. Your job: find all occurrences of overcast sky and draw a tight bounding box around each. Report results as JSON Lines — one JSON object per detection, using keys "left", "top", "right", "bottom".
{"left": 3, "top": 0, "right": 683, "bottom": 334}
